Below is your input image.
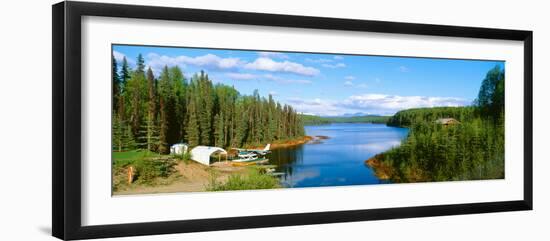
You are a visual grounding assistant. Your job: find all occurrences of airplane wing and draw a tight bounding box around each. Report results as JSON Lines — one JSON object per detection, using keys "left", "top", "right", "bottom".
{"left": 232, "top": 144, "right": 271, "bottom": 154}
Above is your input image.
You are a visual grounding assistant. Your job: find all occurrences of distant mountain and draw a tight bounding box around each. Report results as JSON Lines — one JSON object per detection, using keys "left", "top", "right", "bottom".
{"left": 301, "top": 114, "right": 391, "bottom": 125}
{"left": 321, "top": 112, "right": 385, "bottom": 118}
{"left": 340, "top": 112, "right": 372, "bottom": 117}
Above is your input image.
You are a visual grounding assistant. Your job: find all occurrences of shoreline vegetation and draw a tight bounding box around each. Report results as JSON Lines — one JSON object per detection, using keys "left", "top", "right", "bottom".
{"left": 112, "top": 52, "right": 505, "bottom": 193}
{"left": 365, "top": 66, "right": 505, "bottom": 183}
{"left": 245, "top": 135, "right": 313, "bottom": 150}
{"left": 112, "top": 136, "right": 311, "bottom": 194}
{"left": 112, "top": 53, "right": 305, "bottom": 155}
{"left": 301, "top": 114, "right": 390, "bottom": 125}
{"left": 113, "top": 159, "right": 280, "bottom": 195}
{"left": 111, "top": 53, "right": 307, "bottom": 193}
{"left": 112, "top": 134, "right": 325, "bottom": 194}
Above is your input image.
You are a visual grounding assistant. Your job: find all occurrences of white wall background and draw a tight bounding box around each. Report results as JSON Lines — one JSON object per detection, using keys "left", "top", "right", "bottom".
{"left": 0, "top": 0, "right": 547, "bottom": 240}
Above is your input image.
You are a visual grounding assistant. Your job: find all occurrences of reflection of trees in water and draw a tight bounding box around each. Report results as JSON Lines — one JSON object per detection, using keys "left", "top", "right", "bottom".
{"left": 268, "top": 145, "right": 304, "bottom": 186}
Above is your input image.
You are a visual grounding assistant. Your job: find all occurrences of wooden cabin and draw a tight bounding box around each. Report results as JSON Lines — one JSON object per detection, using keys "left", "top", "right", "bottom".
{"left": 435, "top": 118, "right": 460, "bottom": 126}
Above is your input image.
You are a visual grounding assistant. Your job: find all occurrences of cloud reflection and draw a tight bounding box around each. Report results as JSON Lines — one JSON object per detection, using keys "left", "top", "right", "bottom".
{"left": 281, "top": 168, "right": 320, "bottom": 187}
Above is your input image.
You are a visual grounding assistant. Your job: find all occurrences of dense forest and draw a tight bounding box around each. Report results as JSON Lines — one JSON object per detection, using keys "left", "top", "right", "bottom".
{"left": 376, "top": 66, "right": 505, "bottom": 182}
{"left": 301, "top": 114, "right": 390, "bottom": 125}
{"left": 112, "top": 54, "right": 305, "bottom": 154}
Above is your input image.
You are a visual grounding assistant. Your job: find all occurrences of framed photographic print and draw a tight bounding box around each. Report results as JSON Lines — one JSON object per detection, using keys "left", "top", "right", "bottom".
{"left": 52, "top": 1, "right": 533, "bottom": 240}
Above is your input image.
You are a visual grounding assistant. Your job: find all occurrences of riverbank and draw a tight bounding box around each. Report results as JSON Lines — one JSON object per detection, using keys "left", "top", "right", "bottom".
{"left": 366, "top": 106, "right": 504, "bottom": 183}
{"left": 245, "top": 135, "right": 313, "bottom": 150}
{"left": 113, "top": 160, "right": 281, "bottom": 195}
{"left": 112, "top": 136, "right": 315, "bottom": 195}
{"left": 365, "top": 154, "right": 425, "bottom": 182}
{"left": 364, "top": 154, "right": 394, "bottom": 180}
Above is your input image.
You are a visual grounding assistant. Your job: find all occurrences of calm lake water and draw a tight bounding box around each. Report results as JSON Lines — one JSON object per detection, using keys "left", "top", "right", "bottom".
{"left": 269, "top": 123, "right": 409, "bottom": 188}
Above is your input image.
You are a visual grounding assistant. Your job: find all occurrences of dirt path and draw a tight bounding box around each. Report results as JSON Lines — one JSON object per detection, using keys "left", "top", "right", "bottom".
{"left": 113, "top": 161, "right": 248, "bottom": 195}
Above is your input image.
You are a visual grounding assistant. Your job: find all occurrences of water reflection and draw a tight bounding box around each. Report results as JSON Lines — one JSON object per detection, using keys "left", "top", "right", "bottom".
{"left": 268, "top": 123, "right": 408, "bottom": 188}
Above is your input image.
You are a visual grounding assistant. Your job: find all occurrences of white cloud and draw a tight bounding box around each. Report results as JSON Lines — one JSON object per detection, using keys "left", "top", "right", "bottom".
{"left": 286, "top": 97, "right": 344, "bottom": 116}
{"left": 285, "top": 94, "right": 470, "bottom": 116}
{"left": 398, "top": 66, "right": 410, "bottom": 72}
{"left": 245, "top": 57, "right": 319, "bottom": 76}
{"left": 112, "top": 50, "right": 125, "bottom": 63}
{"left": 144, "top": 52, "right": 320, "bottom": 78}
{"left": 258, "top": 52, "right": 289, "bottom": 59}
{"left": 112, "top": 50, "right": 135, "bottom": 65}
{"left": 263, "top": 74, "right": 312, "bottom": 84}
{"left": 146, "top": 53, "right": 244, "bottom": 74}
{"left": 344, "top": 81, "right": 354, "bottom": 86}
{"left": 339, "top": 94, "right": 469, "bottom": 114}
{"left": 306, "top": 58, "right": 333, "bottom": 64}
{"left": 285, "top": 79, "right": 312, "bottom": 84}
{"left": 334, "top": 56, "right": 344, "bottom": 60}
{"left": 281, "top": 168, "right": 320, "bottom": 186}
{"left": 357, "top": 83, "right": 368, "bottom": 89}
{"left": 225, "top": 72, "right": 257, "bottom": 80}
{"left": 322, "top": 63, "right": 346, "bottom": 68}
{"left": 344, "top": 76, "right": 355, "bottom": 80}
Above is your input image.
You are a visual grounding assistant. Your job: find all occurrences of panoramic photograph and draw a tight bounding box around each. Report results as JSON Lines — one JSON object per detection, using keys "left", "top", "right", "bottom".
{"left": 111, "top": 44, "right": 505, "bottom": 195}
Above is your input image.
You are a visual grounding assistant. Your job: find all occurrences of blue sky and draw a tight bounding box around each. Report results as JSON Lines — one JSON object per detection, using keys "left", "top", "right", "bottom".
{"left": 113, "top": 44, "right": 504, "bottom": 116}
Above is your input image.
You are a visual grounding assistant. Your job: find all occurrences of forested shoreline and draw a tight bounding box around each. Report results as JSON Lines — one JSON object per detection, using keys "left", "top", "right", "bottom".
{"left": 367, "top": 66, "right": 505, "bottom": 182}
{"left": 112, "top": 54, "right": 305, "bottom": 154}
{"left": 300, "top": 114, "right": 390, "bottom": 125}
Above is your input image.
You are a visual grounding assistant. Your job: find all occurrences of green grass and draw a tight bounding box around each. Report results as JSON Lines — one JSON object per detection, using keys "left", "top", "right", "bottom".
{"left": 113, "top": 149, "right": 162, "bottom": 161}
{"left": 112, "top": 149, "right": 176, "bottom": 187}
{"left": 113, "top": 149, "right": 164, "bottom": 169}
{"left": 207, "top": 168, "right": 281, "bottom": 191}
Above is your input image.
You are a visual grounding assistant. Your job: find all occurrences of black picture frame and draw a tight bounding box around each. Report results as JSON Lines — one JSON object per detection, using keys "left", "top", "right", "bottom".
{"left": 52, "top": 1, "right": 533, "bottom": 240}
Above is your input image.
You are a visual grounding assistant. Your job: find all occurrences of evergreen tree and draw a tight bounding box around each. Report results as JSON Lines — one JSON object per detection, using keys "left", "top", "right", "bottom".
{"left": 197, "top": 71, "right": 214, "bottom": 145}
{"left": 157, "top": 66, "right": 172, "bottom": 153}
{"left": 476, "top": 65, "right": 505, "bottom": 118}
{"left": 126, "top": 69, "right": 147, "bottom": 138}
{"left": 112, "top": 116, "right": 124, "bottom": 152}
{"left": 113, "top": 52, "right": 306, "bottom": 153}
{"left": 137, "top": 113, "right": 160, "bottom": 152}
{"left": 168, "top": 66, "right": 186, "bottom": 145}
{"left": 185, "top": 98, "right": 200, "bottom": 146}
{"left": 137, "top": 67, "right": 159, "bottom": 152}
{"left": 123, "top": 122, "right": 137, "bottom": 151}
{"left": 380, "top": 64, "right": 505, "bottom": 182}
{"left": 136, "top": 53, "right": 145, "bottom": 75}
{"left": 112, "top": 54, "right": 121, "bottom": 113}
{"left": 146, "top": 67, "right": 157, "bottom": 130}
{"left": 120, "top": 57, "right": 131, "bottom": 86}
{"left": 118, "top": 56, "right": 131, "bottom": 121}
{"left": 213, "top": 113, "right": 224, "bottom": 147}
{"left": 112, "top": 116, "right": 136, "bottom": 151}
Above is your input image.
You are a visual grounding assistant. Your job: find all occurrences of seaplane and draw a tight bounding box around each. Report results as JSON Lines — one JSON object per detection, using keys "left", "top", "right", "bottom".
{"left": 233, "top": 144, "right": 271, "bottom": 156}
{"left": 230, "top": 144, "right": 271, "bottom": 163}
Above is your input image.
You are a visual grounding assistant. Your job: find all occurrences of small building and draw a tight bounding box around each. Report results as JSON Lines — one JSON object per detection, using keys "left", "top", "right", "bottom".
{"left": 170, "top": 143, "right": 188, "bottom": 155}
{"left": 435, "top": 118, "right": 460, "bottom": 126}
{"left": 190, "top": 146, "right": 228, "bottom": 166}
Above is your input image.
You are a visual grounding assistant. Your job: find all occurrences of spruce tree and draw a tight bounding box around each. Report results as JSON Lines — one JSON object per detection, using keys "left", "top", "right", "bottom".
{"left": 112, "top": 116, "right": 124, "bottom": 152}
{"left": 118, "top": 56, "right": 131, "bottom": 122}
{"left": 136, "top": 53, "right": 145, "bottom": 74}
{"left": 120, "top": 57, "right": 131, "bottom": 86}
{"left": 138, "top": 113, "right": 160, "bottom": 152}
{"left": 146, "top": 67, "right": 157, "bottom": 133}
{"left": 186, "top": 98, "right": 200, "bottom": 147}
{"left": 126, "top": 71, "right": 146, "bottom": 138}
{"left": 112, "top": 54, "right": 121, "bottom": 114}
{"left": 157, "top": 66, "right": 172, "bottom": 154}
